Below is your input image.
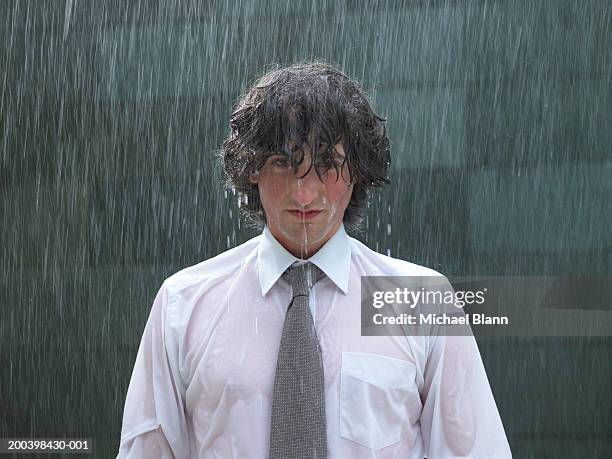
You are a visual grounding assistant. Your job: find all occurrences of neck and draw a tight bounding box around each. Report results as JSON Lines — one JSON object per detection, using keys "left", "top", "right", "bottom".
{"left": 285, "top": 240, "right": 325, "bottom": 259}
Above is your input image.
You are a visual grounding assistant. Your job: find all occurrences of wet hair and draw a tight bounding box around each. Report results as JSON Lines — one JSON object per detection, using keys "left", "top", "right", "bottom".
{"left": 220, "top": 61, "right": 390, "bottom": 231}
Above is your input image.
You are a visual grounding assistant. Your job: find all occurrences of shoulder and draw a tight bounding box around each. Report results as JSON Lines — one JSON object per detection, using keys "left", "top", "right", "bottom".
{"left": 162, "top": 234, "right": 262, "bottom": 300}
{"left": 348, "top": 236, "right": 445, "bottom": 278}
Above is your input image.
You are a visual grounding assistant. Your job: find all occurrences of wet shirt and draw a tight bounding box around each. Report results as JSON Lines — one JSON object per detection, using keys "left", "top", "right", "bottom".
{"left": 117, "top": 225, "right": 512, "bottom": 458}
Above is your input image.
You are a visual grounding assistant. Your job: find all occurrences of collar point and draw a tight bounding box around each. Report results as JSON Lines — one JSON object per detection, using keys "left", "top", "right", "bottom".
{"left": 333, "top": 277, "right": 350, "bottom": 295}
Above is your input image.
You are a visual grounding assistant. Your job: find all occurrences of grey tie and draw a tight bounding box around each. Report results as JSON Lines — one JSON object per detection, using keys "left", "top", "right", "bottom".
{"left": 269, "top": 262, "right": 327, "bottom": 459}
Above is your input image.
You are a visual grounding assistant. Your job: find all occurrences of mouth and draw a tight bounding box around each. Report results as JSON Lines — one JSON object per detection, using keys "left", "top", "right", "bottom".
{"left": 288, "top": 209, "right": 323, "bottom": 220}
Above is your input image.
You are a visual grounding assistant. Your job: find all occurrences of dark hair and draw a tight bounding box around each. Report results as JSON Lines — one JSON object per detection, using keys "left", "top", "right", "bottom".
{"left": 220, "top": 61, "right": 390, "bottom": 231}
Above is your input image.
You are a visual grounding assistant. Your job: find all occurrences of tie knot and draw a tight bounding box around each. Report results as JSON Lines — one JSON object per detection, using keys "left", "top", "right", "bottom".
{"left": 282, "top": 263, "right": 325, "bottom": 298}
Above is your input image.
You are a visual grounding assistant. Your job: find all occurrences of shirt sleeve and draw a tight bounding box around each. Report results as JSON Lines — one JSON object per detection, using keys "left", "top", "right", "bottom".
{"left": 418, "top": 285, "right": 512, "bottom": 458}
{"left": 117, "top": 282, "right": 190, "bottom": 459}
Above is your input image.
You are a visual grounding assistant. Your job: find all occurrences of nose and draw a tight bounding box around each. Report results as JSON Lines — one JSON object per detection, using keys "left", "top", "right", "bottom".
{"left": 291, "top": 162, "right": 320, "bottom": 207}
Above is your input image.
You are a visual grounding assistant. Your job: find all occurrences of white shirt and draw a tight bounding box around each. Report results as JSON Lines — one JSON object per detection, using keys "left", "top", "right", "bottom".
{"left": 118, "top": 225, "right": 512, "bottom": 458}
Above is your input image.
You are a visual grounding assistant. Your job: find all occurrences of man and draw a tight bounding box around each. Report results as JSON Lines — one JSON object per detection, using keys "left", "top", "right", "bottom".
{"left": 118, "top": 62, "right": 512, "bottom": 458}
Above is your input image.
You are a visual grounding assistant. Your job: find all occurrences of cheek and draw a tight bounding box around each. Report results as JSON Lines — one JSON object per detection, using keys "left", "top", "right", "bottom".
{"left": 258, "top": 174, "right": 290, "bottom": 207}
{"left": 324, "top": 180, "right": 353, "bottom": 210}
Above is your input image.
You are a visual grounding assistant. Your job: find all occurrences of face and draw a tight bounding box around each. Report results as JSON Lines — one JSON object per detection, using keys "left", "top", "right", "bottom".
{"left": 250, "top": 142, "right": 354, "bottom": 258}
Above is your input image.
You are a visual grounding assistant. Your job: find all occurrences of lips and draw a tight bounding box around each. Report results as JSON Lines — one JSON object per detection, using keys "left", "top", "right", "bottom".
{"left": 288, "top": 209, "right": 323, "bottom": 220}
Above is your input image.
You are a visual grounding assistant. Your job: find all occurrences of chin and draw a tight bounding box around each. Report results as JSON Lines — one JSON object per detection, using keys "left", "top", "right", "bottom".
{"left": 286, "top": 228, "right": 323, "bottom": 244}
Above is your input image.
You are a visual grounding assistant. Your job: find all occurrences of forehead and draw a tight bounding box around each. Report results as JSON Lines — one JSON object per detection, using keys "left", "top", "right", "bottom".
{"left": 282, "top": 139, "right": 346, "bottom": 157}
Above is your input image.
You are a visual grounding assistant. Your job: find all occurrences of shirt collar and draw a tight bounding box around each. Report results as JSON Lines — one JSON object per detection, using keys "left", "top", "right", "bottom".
{"left": 257, "top": 224, "right": 351, "bottom": 296}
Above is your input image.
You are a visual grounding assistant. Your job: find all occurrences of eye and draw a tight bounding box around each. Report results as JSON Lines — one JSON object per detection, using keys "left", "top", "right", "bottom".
{"left": 332, "top": 155, "right": 346, "bottom": 167}
{"left": 317, "top": 155, "right": 345, "bottom": 171}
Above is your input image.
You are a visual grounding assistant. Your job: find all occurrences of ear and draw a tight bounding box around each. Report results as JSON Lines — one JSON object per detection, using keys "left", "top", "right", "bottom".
{"left": 248, "top": 171, "right": 259, "bottom": 184}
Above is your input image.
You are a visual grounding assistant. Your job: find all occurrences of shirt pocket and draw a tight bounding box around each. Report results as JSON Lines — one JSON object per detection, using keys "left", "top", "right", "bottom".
{"left": 339, "top": 352, "right": 417, "bottom": 451}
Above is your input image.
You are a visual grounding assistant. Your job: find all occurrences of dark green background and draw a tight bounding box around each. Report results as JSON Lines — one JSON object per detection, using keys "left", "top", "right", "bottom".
{"left": 1, "top": 0, "right": 610, "bottom": 457}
